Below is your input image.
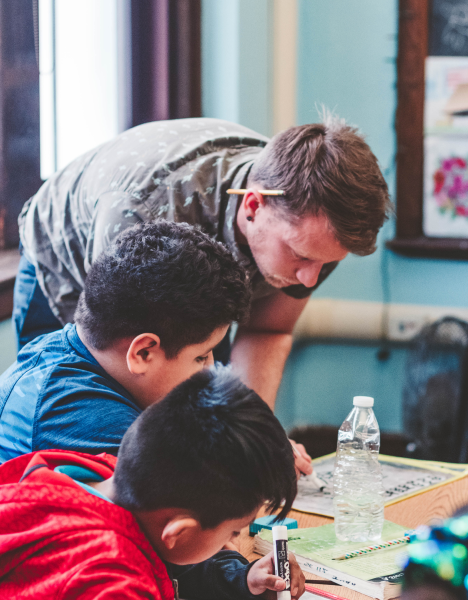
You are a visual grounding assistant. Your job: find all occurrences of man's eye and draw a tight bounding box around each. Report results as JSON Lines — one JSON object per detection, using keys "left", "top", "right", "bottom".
{"left": 232, "top": 531, "right": 240, "bottom": 538}
{"left": 292, "top": 250, "right": 306, "bottom": 261}
{"left": 196, "top": 355, "right": 209, "bottom": 364}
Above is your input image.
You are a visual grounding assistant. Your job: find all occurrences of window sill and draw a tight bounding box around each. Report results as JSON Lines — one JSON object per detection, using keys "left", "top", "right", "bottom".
{"left": 0, "top": 249, "right": 20, "bottom": 321}
{"left": 387, "top": 237, "right": 468, "bottom": 260}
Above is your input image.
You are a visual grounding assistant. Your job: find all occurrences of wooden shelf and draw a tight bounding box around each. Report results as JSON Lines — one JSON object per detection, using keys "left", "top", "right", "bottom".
{"left": 387, "top": 237, "right": 468, "bottom": 260}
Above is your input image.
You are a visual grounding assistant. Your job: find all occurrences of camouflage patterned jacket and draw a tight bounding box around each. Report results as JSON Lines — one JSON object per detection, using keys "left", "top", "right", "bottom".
{"left": 19, "top": 118, "right": 336, "bottom": 324}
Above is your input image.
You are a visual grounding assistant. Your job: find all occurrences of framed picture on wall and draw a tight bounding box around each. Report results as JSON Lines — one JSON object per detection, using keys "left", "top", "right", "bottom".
{"left": 423, "top": 57, "right": 468, "bottom": 237}
{"left": 388, "top": 0, "right": 468, "bottom": 258}
{"left": 424, "top": 135, "right": 468, "bottom": 236}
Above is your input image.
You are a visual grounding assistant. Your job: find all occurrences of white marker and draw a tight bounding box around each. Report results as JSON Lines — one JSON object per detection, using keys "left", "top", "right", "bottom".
{"left": 272, "top": 525, "right": 291, "bottom": 600}
{"left": 303, "top": 471, "right": 326, "bottom": 491}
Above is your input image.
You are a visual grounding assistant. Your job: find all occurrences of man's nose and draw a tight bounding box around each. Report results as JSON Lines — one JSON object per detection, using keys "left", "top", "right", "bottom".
{"left": 296, "top": 263, "right": 322, "bottom": 288}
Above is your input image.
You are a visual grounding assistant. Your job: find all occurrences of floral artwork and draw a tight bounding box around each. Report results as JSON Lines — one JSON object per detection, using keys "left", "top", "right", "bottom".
{"left": 432, "top": 156, "right": 468, "bottom": 217}
{"left": 423, "top": 57, "right": 468, "bottom": 236}
{"left": 424, "top": 136, "right": 468, "bottom": 237}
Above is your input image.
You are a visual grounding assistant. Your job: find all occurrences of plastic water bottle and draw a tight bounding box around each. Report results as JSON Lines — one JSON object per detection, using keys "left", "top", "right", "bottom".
{"left": 333, "top": 396, "right": 384, "bottom": 542}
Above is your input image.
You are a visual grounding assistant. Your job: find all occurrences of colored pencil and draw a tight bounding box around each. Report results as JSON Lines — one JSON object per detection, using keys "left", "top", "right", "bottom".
{"left": 226, "top": 188, "right": 285, "bottom": 196}
{"left": 304, "top": 583, "right": 349, "bottom": 600}
{"left": 332, "top": 534, "right": 411, "bottom": 561}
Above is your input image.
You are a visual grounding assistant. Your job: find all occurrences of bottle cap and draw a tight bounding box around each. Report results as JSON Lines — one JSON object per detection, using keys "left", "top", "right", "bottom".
{"left": 353, "top": 396, "right": 374, "bottom": 407}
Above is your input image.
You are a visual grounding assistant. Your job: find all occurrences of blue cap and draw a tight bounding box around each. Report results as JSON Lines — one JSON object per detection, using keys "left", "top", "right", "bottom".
{"left": 249, "top": 515, "right": 298, "bottom": 536}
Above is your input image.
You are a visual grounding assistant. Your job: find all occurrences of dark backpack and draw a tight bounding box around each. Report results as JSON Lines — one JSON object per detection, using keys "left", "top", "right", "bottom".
{"left": 403, "top": 316, "right": 468, "bottom": 463}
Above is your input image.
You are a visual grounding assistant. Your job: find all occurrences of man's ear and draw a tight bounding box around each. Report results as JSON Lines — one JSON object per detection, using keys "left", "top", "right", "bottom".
{"left": 243, "top": 188, "right": 265, "bottom": 221}
{"left": 161, "top": 517, "right": 200, "bottom": 550}
{"left": 126, "top": 333, "right": 163, "bottom": 375}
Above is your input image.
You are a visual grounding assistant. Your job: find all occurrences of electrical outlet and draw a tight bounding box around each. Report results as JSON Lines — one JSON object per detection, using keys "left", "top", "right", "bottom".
{"left": 388, "top": 315, "right": 428, "bottom": 341}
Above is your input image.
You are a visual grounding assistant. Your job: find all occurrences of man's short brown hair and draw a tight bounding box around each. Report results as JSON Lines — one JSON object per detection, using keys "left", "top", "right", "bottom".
{"left": 249, "top": 115, "right": 392, "bottom": 255}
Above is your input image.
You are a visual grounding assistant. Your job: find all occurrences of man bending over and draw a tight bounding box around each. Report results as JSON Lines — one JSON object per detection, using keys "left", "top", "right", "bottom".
{"left": 16, "top": 116, "right": 392, "bottom": 410}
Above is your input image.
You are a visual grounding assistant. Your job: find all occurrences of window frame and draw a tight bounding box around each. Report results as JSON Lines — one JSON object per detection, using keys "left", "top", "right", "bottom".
{"left": 0, "top": 0, "right": 202, "bottom": 321}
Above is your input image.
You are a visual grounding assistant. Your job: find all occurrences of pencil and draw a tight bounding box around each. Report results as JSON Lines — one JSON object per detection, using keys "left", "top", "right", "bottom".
{"left": 304, "top": 584, "right": 349, "bottom": 600}
{"left": 332, "top": 534, "right": 411, "bottom": 561}
{"left": 226, "top": 188, "right": 285, "bottom": 196}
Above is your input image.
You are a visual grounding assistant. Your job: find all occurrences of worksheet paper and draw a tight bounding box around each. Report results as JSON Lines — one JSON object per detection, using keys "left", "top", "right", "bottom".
{"left": 293, "top": 454, "right": 460, "bottom": 517}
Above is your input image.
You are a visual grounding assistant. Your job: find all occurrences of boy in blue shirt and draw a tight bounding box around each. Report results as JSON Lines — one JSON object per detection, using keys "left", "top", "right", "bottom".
{"left": 0, "top": 221, "right": 251, "bottom": 462}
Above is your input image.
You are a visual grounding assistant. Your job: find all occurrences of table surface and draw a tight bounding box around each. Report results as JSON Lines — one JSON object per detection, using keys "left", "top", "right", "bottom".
{"left": 239, "top": 473, "right": 468, "bottom": 600}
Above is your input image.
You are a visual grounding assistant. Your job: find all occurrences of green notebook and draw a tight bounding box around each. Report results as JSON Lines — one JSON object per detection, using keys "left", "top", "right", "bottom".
{"left": 255, "top": 521, "right": 408, "bottom": 600}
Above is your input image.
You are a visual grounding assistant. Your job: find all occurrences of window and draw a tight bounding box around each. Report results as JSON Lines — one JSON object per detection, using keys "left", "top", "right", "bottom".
{"left": 0, "top": 0, "right": 202, "bottom": 319}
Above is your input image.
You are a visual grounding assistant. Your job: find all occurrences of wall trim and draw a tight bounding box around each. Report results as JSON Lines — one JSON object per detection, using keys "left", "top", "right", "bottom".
{"left": 294, "top": 297, "right": 468, "bottom": 341}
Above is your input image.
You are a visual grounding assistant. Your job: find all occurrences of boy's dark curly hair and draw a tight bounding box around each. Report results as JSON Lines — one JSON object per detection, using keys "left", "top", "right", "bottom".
{"left": 75, "top": 221, "right": 251, "bottom": 357}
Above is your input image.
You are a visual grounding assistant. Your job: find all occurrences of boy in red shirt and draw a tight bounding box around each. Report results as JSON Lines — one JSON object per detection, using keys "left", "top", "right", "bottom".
{"left": 0, "top": 367, "right": 304, "bottom": 600}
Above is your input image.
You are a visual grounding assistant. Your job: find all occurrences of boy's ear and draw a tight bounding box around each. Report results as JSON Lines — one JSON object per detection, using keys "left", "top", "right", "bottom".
{"left": 126, "top": 333, "right": 163, "bottom": 375}
{"left": 161, "top": 517, "right": 200, "bottom": 550}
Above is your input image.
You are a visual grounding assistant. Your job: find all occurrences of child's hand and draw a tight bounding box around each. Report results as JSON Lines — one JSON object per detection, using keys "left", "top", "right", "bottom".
{"left": 247, "top": 551, "right": 305, "bottom": 599}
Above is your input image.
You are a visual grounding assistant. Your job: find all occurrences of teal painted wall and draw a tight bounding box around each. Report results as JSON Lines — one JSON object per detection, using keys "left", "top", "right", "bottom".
{"left": 276, "top": 342, "right": 407, "bottom": 433}
{"left": 237, "top": 0, "right": 272, "bottom": 136}
{"left": 201, "top": 0, "right": 272, "bottom": 136}
{"left": 202, "top": 0, "right": 240, "bottom": 124}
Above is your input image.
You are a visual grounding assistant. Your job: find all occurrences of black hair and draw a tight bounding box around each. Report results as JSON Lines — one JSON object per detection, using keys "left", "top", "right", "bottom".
{"left": 114, "top": 367, "right": 297, "bottom": 528}
{"left": 75, "top": 221, "right": 251, "bottom": 357}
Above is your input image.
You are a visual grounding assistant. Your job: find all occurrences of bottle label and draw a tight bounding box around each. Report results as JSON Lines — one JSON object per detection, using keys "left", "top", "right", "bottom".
{"left": 275, "top": 540, "right": 290, "bottom": 590}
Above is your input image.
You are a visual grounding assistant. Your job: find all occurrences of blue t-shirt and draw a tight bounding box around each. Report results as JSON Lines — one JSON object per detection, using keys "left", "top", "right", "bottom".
{"left": 0, "top": 324, "right": 141, "bottom": 463}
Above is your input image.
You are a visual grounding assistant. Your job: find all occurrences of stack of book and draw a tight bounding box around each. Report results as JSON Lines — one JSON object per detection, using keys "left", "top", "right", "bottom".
{"left": 254, "top": 521, "right": 408, "bottom": 600}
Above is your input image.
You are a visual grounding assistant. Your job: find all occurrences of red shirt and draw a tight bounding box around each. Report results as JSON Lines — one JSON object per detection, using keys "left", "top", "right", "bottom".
{"left": 0, "top": 450, "right": 175, "bottom": 599}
